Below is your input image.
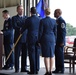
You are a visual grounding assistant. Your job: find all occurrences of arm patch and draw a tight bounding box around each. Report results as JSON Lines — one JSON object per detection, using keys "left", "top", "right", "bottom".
{"left": 61, "top": 23, "right": 65, "bottom": 28}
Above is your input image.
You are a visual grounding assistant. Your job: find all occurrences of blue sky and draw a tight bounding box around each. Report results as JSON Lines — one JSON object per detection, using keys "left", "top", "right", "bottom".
{"left": 49, "top": 0, "right": 76, "bottom": 27}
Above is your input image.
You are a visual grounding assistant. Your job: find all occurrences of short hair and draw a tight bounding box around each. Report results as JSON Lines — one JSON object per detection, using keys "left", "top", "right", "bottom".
{"left": 2, "top": 10, "right": 9, "bottom": 14}
{"left": 17, "top": 5, "right": 23, "bottom": 9}
{"left": 45, "top": 8, "right": 51, "bottom": 15}
{"left": 30, "top": 7, "right": 36, "bottom": 14}
{"left": 54, "top": 9, "right": 62, "bottom": 15}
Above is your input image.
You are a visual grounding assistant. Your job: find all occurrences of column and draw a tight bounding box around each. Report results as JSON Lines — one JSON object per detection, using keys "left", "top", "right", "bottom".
{"left": 23, "top": 0, "right": 27, "bottom": 15}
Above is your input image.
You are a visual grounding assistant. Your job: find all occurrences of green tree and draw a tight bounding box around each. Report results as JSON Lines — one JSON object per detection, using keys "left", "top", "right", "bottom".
{"left": 66, "top": 23, "right": 76, "bottom": 36}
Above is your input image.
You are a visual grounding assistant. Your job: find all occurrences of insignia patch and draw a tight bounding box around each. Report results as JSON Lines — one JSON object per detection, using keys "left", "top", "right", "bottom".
{"left": 61, "top": 23, "right": 65, "bottom": 28}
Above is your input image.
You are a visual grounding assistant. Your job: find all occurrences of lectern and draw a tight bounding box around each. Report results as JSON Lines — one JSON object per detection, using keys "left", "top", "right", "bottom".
{"left": 0, "top": 34, "right": 3, "bottom": 69}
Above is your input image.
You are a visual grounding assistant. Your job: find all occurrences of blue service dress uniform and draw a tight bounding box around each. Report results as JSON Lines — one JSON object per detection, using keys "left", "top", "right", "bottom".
{"left": 12, "top": 15, "right": 28, "bottom": 72}
{"left": 55, "top": 16, "right": 66, "bottom": 72}
{"left": 38, "top": 16, "right": 57, "bottom": 57}
{"left": 2, "top": 18, "right": 14, "bottom": 68}
{"left": 21, "top": 15, "right": 40, "bottom": 74}
{"left": 21, "top": 30, "right": 28, "bottom": 72}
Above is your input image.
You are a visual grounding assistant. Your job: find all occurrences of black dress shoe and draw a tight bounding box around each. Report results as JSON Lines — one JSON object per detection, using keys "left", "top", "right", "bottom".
{"left": 2, "top": 65, "right": 14, "bottom": 70}
{"left": 49, "top": 72, "right": 52, "bottom": 75}
{"left": 2, "top": 65, "right": 10, "bottom": 70}
{"left": 36, "top": 71, "right": 38, "bottom": 74}
{"left": 59, "top": 71, "right": 64, "bottom": 73}
{"left": 44, "top": 72, "right": 49, "bottom": 75}
{"left": 52, "top": 70, "right": 64, "bottom": 74}
{"left": 21, "top": 70, "right": 29, "bottom": 72}
{"left": 27, "top": 71, "right": 35, "bottom": 74}
{"left": 27, "top": 71, "right": 38, "bottom": 74}
{"left": 52, "top": 70, "right": 58, "bottom": 73}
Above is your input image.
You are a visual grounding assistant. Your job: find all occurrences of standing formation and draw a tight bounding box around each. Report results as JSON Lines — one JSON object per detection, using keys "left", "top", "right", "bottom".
{"left": 0, "top": 5, "right": 66, "bottom": 75}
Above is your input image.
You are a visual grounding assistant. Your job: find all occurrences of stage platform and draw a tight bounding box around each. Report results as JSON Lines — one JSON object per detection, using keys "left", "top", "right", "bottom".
{"left": 0, "top": 67, "right": 76, "bottom": 75}
{"left": 0, "top": 56, "right": 76, "bottom": 75}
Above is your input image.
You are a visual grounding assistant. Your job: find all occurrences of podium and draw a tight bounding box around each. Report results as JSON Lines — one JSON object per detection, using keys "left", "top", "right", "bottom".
{"left": 0, "top": 34, "right": 3, "bottom": 69}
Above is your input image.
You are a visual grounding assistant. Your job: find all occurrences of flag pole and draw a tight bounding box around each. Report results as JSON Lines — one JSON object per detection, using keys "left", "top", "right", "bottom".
{"left": 5, "top": 34, "right": 22, "bottom": 62}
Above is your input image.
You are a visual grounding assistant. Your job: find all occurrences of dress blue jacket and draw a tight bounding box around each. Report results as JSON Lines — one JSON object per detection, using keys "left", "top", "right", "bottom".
{"left": 56, "top": 16, "right": 66, "bottom": 45}
{"left": 38, "top": 16, "right": 57, "bottom": 44}
{"left": 12, "top": 15, "right": 27, "bottom": 43}
{"left": 21, "top": 15, "right": 40, "bottom": 44}
{"left": 2, "top": 18, "right": 14, "bottom": 44}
